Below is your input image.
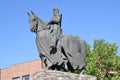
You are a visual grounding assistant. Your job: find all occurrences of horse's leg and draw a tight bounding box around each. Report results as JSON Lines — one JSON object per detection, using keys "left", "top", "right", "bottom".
{"left": 79, "top": 65, "right": 86, "bottom": 76}
{"left": 57, "top": 40, "right": 69, "bottom": 71}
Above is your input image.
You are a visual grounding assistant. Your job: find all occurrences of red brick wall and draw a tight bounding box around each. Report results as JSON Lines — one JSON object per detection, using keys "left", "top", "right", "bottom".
{"left": 0, "top": 59, "right": 43, "bottom": 80}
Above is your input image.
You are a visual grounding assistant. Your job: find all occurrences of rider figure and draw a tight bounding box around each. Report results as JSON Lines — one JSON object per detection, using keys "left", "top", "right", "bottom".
{"left": 47, "top": 7, "right": 62, "bottom": 48}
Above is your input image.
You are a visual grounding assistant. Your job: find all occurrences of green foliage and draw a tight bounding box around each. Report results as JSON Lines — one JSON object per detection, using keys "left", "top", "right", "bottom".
{"left": 85, "top": 39, "right": 120, "bottom": 80}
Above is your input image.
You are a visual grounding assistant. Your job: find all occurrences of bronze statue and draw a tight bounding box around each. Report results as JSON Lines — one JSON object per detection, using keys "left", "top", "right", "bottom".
{"left": 28, "top": 8, "right": 86, "bottom": 73}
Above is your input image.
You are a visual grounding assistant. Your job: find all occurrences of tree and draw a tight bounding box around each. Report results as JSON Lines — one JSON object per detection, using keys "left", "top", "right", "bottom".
{"left": 85, "top": 39, "right": 120, "bottom": 80}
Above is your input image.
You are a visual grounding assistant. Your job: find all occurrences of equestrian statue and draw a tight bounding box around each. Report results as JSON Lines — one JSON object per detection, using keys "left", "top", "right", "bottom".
{"left": 27, "top": 8, "right": 86, "bottom": 73}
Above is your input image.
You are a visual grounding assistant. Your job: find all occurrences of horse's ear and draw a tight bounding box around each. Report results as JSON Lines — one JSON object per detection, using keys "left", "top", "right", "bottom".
{"left": 31, "top": 11, "right": 34, "bottom": 15}
{"left": 27, "top": 12, "right": 30, "bottom": 16}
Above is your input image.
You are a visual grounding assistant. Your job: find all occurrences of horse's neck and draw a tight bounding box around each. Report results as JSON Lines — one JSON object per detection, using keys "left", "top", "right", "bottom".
{"left": 37, "top": 19, "right": 46, "bottom": 32}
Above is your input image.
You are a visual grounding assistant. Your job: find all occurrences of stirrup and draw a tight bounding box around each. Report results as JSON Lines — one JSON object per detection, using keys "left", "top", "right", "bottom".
{"left": 50, "top": 44, "right": 56, "bottom": 48}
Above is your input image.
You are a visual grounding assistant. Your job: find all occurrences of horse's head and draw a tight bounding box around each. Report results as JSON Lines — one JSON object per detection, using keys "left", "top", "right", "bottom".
{"left": 28, "top": 11, "right": 46, "bottom": 33}
{"left": 28, "top": 11, "right": 38, "bottom": 32}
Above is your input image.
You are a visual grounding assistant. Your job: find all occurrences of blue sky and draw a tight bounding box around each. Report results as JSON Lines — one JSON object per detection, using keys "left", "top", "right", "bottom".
{"left": 0, "top": 0, "right": 120, "bottom": 69}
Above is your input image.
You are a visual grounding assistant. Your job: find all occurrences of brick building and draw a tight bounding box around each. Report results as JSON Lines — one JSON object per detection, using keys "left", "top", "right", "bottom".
{"left": 0, "top": 59, "right": 43, "bottom": 80}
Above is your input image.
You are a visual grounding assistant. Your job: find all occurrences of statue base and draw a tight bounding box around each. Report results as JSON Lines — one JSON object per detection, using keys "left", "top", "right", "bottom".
{"left": 31, "top": 69, "right": 96, "bottom": 80}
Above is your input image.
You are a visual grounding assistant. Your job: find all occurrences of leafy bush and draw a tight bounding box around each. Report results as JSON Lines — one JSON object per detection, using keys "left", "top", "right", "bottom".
{"left": 84, "top": 39, "right": 120, "bottom": 80}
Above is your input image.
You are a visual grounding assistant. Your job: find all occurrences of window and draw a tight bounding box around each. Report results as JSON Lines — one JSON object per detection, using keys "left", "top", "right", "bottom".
{"left": 12, "top": 77, "right": 20, "bottom": 80}
{"left": 22, "top": 75, "right": 30, "bottom": 80}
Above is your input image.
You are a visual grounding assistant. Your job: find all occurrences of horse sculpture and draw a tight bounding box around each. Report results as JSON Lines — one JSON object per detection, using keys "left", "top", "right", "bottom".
{"left": 28, "top": 11, "right": 86, "bottom": 72}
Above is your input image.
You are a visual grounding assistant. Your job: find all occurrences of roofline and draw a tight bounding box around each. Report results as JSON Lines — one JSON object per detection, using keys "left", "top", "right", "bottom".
{"left": 0, "top": 59, "right": 42, "bottom": 70}
{"left": 11, "top": 59, "right": 41, "bottom": 66}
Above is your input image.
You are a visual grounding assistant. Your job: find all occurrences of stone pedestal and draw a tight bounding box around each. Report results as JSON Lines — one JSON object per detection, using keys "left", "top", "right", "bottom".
{"left": 31, "top": 69, "right": 96, "bottom": 80}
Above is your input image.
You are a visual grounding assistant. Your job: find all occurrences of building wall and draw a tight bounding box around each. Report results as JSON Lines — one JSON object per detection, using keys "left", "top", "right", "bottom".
{"left": 0, "top": 59, "right": 43, "bottom": 80}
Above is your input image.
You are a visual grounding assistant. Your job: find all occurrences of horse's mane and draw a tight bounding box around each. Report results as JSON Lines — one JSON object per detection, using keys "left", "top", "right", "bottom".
{"left": 37, "top": 16, "right": 47, "bottom": 31}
